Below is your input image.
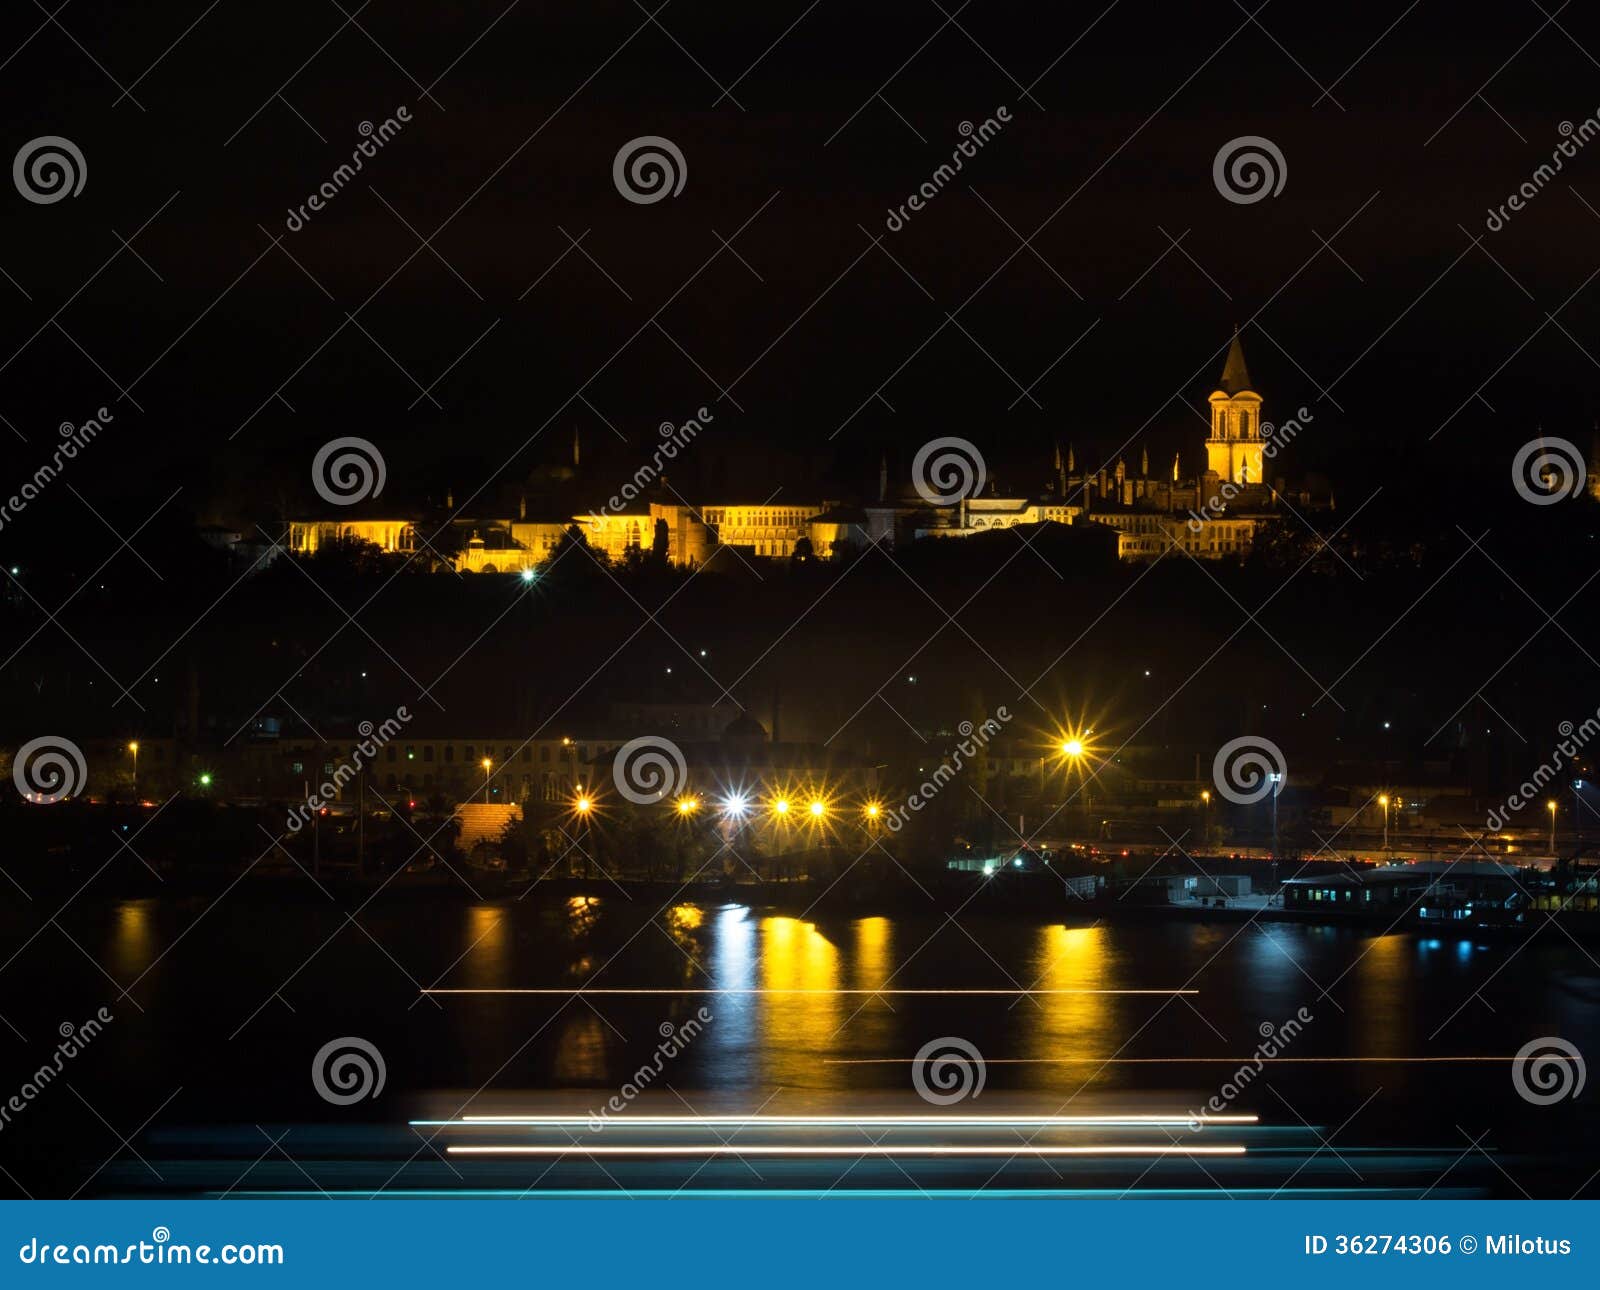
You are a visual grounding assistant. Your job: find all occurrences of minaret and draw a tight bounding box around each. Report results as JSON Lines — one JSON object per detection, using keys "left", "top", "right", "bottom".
{"left": 1171, "top": 452, "right": 1180, "bottom": 482}
{"left": 878, "top": 450, "right": 888, "bottom": 502}
{"left": 1206, "top": 328, "right": 1265, "bottom": 485}
{"left": 1067, "top": 444, "right": 1075, "bottom": 474}
{"left": 1140, "top": 446, "right": 1149, "bottom": 477}
{"left": 572, "top": 426, "right": 581, "bottom": 469}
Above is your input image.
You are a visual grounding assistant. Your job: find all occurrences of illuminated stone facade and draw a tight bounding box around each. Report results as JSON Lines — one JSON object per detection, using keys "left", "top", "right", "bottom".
{"left": 284, "top": 334, "right": 1295, "bottom": 572}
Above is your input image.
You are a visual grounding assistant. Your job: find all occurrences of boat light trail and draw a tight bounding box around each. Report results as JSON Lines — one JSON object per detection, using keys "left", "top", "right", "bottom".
{"left": 448, "top": 1144, "right": 1247, "bottom": 1157}
{"left": 820, "top": 1055, "right": 1576, "bottom": 1064}
{"left": 421, "top": 987, "right": 1198, "bottom": 995}
{"left": 417, "top": 1114, "right": 1257, "bottom": 1127}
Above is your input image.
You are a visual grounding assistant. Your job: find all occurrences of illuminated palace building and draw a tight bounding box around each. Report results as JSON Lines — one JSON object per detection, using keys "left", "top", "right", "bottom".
{"left": 287, "top": 333, "right": 1317, "bottom": 569}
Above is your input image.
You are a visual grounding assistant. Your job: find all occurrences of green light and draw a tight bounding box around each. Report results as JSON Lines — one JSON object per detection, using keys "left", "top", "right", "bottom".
{"left": 198, "top": 773, "right": 212, "bottom": 786}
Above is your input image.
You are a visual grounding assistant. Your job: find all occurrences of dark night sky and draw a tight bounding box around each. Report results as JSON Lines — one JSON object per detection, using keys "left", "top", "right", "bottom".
{"left": 6, "top": 1, "right": 1600, "bottom": 528}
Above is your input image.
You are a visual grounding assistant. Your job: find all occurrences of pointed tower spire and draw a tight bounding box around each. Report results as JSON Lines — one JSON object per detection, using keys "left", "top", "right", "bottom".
{"left": 1172, "top": 451, "right": 1180, "bottom": 482}
{"left": 1066, "top": 444, "right": 1076, "bottom": 473}
{"left": 1140, "top": 446, "right": 1149, "bottom": 477}
{"left": 1219, "top": 326, "right": 1253, "bottom": 394}
{"left": 878, "top": 450, "right": 888, "bottom": 502}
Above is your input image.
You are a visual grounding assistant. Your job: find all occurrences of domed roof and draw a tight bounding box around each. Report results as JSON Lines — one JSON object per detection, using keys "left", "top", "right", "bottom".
{"left": 723, "top": 714, "right": 769, "bottom": 741}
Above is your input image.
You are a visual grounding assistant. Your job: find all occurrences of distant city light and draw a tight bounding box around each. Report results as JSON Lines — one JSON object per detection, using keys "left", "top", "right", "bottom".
{"left": 520, "top": 568, "right": 536, "bottom": 583}
{"left": 773, "top": 798, "right": 791, "bottom": 816}
{"left": 198, "top": 773, "right": 212, "bottom": 786}
{"left": 1061, "top": 738, "right": 1085, "bottom": 758}
{"left": 676, "top": 797, "right": 698, "bottom": 815}
{"left": 808, "top": 799, "right": 826, "bottom": 818}
{"left": 722, "top": 795, "right": 749, "bottom": 817}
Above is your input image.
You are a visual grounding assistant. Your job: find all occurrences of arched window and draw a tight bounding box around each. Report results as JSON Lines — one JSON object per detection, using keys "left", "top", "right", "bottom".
{"left": 444, "top": 745, "right": 455, "bottom": 763}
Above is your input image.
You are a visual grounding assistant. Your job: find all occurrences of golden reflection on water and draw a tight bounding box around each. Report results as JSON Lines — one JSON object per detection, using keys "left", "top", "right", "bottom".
{"left": 461, "top": 905, "right": 508, "bottom": 989}
{"left": 550, "top": 1010, "right": 610, "bottom": 1082}
{"left": 1022, "top": 924, "right": 1113, "bottom": 1083}
{"left": 565, "top": 895, "right": 601, "bottom": 936}
{"left": 660, "top": 903, "right": 706, "bottom": 971}
{"left": 852, "top": 917, "right": 891, "bottom": 988}
{"left": 1353, "top": 933, "right": 1412, "bottom": 1056}
{"left": 110, "top": 900, "right": 155, "bottom": 980}
{"left": 844, "top": 917, "right": 895, "bottom": 1064}
{"left": 757, "top": 916, "right": 842, "bottom": 1083}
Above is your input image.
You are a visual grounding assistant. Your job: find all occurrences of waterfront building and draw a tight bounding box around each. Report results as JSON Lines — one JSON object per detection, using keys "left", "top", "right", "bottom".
{"left": 276, "top": 331, "right": 1320, "bottom": 570}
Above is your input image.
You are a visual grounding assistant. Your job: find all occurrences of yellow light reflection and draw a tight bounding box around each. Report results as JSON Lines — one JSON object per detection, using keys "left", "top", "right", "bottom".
{"left": 759, "top": 916, "right": 840, "bottom": 1085}
{"left": 1024, "top": 924, "right": 1112, "bottom": 1086}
